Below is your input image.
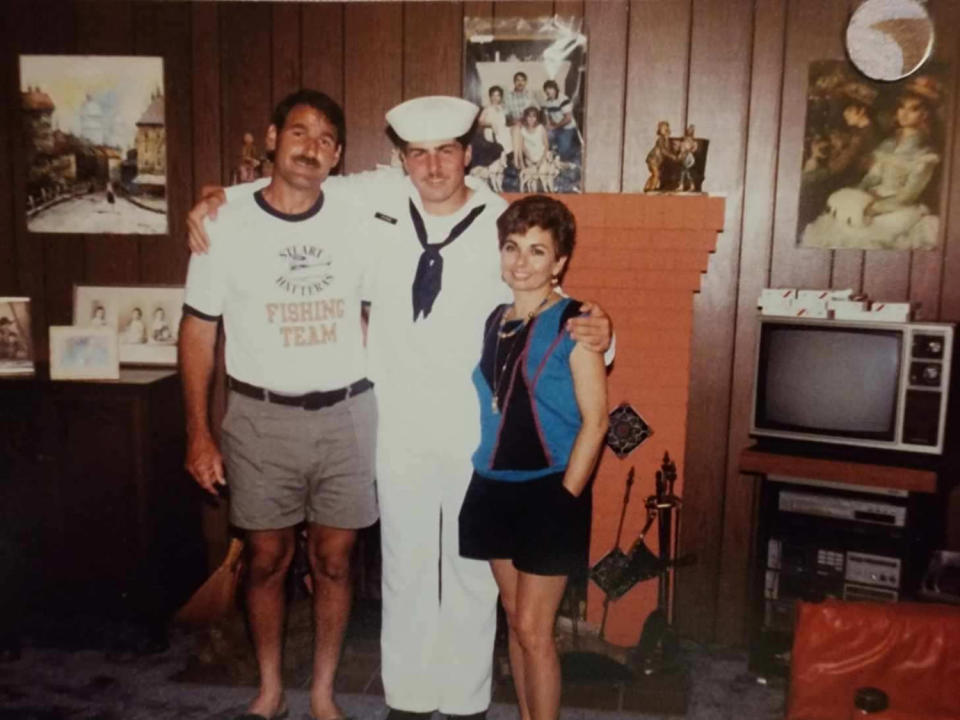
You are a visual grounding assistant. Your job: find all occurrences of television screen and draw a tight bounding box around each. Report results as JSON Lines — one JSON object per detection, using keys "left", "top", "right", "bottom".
{"left": 756, "top": 324, "right": 901, "bottom": 439}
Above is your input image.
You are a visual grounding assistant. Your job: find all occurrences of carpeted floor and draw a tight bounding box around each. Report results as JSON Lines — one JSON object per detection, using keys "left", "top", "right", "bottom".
{"left": 0, "top": 611, "right": 785, "bottom": 720}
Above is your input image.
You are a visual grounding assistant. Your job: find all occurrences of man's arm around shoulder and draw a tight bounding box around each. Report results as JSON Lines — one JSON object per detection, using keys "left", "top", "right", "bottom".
{"left": 567, "top": 300, "right": 615, "bottom": 364}
{"left": 187, "top": 179, "right": 265, "bottom": 254}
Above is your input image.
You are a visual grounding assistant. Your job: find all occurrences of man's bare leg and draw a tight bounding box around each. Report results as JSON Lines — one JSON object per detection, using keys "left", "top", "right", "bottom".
{"left": 307, "top": 523, "right": 357, "bottom": 720}
{"left": 245, "top": 527, "right": 296, "bottom": 718}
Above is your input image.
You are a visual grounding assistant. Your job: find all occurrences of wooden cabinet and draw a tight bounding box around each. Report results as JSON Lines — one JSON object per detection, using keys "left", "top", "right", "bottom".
{"left": 739, "top": 446, "right": 941, "bottom": 678}
{"left": 0, "top": 368, "right": 206, "bottom": 630}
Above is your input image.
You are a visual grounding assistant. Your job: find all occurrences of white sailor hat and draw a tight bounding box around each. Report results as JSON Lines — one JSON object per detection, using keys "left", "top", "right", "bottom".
{"left": 386, "top": 95, "right": 479, "bottom": 143}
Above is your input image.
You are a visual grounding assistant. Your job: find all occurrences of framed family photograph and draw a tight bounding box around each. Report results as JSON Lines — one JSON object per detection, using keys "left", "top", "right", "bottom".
{"left": 20, "top": 54, "right": 167, "bottom": 235}
{"left": 463, "top": 15, "right": 586, "bottom": 194}
{"left": 0, "top": 297, "right": 34, "bottom": 376}
{"left": 49, "top": 326, "right": 119, "bottom": 381}
{"left": 73, "top": 284, "right": 183, "bottom": 366}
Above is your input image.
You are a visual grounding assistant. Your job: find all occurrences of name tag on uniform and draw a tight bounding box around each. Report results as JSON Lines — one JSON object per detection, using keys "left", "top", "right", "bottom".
{"left": 374, "top": 212, "right": 397, "bottom": 225}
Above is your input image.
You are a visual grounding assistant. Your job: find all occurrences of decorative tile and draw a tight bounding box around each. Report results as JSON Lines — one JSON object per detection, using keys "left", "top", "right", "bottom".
{"left": 606, "top": 403, "right": 653, "bottom": 458}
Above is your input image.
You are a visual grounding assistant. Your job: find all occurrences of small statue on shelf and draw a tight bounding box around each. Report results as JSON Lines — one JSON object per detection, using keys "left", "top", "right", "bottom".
{"left": 644, "top": 121, "right": 677, "bottom": 192}
{"left": 644, "top": 120, "right": 709, "bottom": 193}
{"left": 231, "top": 131, "right": 274, "bottom": 185}
{"left": 676, "top": 125, "right": 700, "bottom": 192}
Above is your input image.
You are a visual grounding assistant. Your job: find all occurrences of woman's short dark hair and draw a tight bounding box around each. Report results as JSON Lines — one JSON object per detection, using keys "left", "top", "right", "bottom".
{"left": 497, "top": 195, "right": 576, "bottom": 260}
{"left": 543, "top": 80, "right": 559, "bottom": 94}
{"left": 271, "top": 88, "right": 346, "bottom": 148}
{"left": 489, "top": 85, "right": 504, "bottom": 98}
{"left": 522, "top": 106, "right": 540, "bottom": 122}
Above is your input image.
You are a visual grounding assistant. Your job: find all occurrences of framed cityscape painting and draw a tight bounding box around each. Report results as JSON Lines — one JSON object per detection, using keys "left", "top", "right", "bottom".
{"left": 20, "top": 55, "right": 167, "bottom": 234}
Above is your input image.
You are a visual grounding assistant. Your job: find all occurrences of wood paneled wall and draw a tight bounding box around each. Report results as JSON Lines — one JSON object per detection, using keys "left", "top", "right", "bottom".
{"left": 3, "top": 0, "right": 960, "bottom": 646}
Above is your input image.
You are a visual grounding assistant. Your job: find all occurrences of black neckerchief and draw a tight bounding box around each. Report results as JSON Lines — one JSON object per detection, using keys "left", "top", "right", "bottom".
{"left": 409, "top": 199, "right": 486, "bottom": 321}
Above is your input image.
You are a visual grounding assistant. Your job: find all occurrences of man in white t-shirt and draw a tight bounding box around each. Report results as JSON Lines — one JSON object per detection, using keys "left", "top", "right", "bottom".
{"left": 179, "top": 89, "right": 376, "bottom": 720}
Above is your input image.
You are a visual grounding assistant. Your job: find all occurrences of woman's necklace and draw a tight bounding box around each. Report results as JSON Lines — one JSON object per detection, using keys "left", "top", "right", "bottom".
{"left": 497, "top": 292, "right": 553, "bottom": 338}
{"left": 491, "top": 292, "right": 554, "bottom": 413}
{"left": 490, "top": 331, "right": 522, "bottom": 414}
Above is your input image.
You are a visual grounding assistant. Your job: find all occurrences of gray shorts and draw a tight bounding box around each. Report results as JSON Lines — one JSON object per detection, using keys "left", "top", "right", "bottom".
{"left": 221, "top": 388, "right": 378, "bottom": 531}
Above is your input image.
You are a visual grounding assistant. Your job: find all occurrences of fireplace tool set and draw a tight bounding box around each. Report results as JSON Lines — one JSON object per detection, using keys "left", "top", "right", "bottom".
{"left": 585, "top": 452, "right": 694, "bottom": 676}
{"left": 561, "top": 404, "right": 693, "bottom": 679}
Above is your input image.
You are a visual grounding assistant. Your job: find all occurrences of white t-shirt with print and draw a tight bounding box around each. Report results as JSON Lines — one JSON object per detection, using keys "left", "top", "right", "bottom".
{"left": 184, "top": 189, "right": 370, "bottom": 395}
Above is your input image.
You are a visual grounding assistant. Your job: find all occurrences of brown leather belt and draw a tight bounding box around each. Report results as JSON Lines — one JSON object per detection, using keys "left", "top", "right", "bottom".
{"left": 227, "top": 376, "right": 372, "bottom": 411}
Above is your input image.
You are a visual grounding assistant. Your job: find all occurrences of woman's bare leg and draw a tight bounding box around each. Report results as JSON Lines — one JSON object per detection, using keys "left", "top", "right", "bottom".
{"left": 492, "top": 559, "right": 569, "bottom": 720}
{"left": 490, "top": 559, "right": 530, "bottom": 720}
{"left": 513, "top": 571, "right": 568, "bottom": 720}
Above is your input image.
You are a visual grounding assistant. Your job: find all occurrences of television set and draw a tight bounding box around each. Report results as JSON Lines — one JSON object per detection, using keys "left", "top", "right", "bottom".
{"left": 751, "top": 317, "right": 954, "bottom": 455}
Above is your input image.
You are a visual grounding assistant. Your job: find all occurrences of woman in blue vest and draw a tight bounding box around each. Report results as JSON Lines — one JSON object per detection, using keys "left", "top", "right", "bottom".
{"left": 459, "top": 195, "right": 609, "bottom": 720}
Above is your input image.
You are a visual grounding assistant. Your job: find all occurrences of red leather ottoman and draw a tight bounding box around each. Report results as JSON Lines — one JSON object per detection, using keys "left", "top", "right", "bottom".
{"left": 786, "top": 599, "right": 960, "bottom": 720}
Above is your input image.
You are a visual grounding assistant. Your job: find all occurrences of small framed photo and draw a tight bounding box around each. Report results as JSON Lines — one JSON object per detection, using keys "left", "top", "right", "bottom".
{"left": 0, "top": 297, "right": 35, "bottom": 376}
{"left": 49, "top": 326, "right": 119, "bottom": 381}
{"left": 463, "top": 15, "right": 587, "bottom": 194}
{"left": 73, "top": 284, "right": 183, "bottom": 366}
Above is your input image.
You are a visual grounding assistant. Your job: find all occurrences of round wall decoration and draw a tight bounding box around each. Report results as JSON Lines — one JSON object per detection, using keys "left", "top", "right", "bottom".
{"left": 845, "top": 0, "right": 934, "bottom": 81}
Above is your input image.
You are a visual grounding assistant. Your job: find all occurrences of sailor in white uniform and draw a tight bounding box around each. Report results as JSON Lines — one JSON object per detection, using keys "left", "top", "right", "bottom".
{"left": 368, "top": 97, "right": 611, "bottom": 720}
{"left": 366, "top": 97, "right": 509, "bottom": 719}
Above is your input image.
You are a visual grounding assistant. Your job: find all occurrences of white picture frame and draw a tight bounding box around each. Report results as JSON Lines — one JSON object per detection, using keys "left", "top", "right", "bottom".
{"left": 73, "top": 284, "right": 183, "bottom": 366}
{"left": 0, "top": 297, "right": 35, "bottom": 376}
{"left": 49, "top": 325, "right": 119, "bottom": 380}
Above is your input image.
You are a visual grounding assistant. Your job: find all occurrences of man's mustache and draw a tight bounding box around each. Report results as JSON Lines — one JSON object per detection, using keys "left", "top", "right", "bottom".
{"left": 293, "top": 156, "right": 321, "bottom": 167}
